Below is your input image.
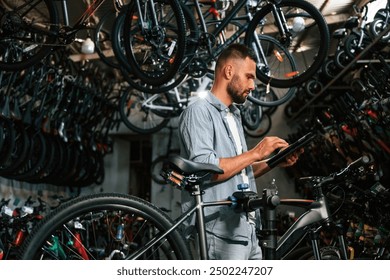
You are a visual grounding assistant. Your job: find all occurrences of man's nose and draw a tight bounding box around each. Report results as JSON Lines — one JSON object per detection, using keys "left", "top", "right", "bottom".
{"left": 249, "top": 80, "right": 255, "bottom": 91}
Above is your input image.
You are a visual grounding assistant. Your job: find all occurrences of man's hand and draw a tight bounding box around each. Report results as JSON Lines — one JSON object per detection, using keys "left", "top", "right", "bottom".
{"left": 251, "top": 136, "right": 289, "bottom": 161}
{"left": 277, "top": 147, "right": 304, "bottom": 167}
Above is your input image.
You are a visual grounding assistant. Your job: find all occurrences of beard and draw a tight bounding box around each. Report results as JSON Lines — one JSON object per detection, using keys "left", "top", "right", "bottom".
{"left": 227, "top": 75, "right": 247, "bottom": 104}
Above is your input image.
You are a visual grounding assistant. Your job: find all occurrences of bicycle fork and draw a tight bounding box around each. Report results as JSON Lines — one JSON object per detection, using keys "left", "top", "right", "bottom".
{"left": 307, "top": 223, "right": 348, "bottom": 260}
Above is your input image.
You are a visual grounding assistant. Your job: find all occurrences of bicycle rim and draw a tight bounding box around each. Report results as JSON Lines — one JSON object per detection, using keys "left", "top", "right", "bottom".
{"left": 93, "top": 10, "right": 120, "bottom": 69}
{"left": 119, "top": 88, "right": 171, "bottom": 134}
{"left": 248, "top": 84, "right": 297, "bottom": 107}
{"left": 19, "top": 193, "right": 192, "bottom": 260}
{"left": 246, "top": 0, "right": 329, "bottom": 88}
{"left": 244, "top": 112, "right": 272, "bottom": 138}
{"left": 112, "top": 11, "right": 188, "bottom": 94}
{"left": 0, "top": 0, "right": 59, "bottom": 71}
{"left": 123, "top": 0, "right": 187, "bottom": 86}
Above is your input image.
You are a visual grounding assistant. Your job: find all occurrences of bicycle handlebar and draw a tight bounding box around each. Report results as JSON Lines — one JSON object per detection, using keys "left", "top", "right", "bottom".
{"left": 298, "top": 155, "right": 371, "bottom": 185}
{"left": 232, "top": 155, "right": 371, "bottom": 213}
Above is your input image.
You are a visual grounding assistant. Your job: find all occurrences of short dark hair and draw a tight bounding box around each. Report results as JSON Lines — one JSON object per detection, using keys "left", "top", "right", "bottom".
{"left": 215, "top": 43, "right": 257, "bottom": 72}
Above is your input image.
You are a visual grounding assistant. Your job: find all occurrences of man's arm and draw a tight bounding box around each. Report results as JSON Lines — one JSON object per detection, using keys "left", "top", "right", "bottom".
{"left": 212, "top": 136, "right": 289, "bottom": 182}
{"left": 213, "top": 138, "right": 303, "bottom": 182}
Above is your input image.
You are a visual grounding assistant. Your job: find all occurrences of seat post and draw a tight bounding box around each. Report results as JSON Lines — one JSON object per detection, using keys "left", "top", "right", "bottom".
{"left": 192, "top": 183, "right": 208, "bottom": 260}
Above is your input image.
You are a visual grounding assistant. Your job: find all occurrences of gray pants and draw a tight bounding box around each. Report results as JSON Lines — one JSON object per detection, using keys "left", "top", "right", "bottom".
{"left": 207, "top": 222, "right": 262, "bottom": 260}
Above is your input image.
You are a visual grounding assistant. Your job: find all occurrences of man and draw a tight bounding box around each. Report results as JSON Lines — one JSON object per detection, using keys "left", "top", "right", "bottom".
{"left": 178, "top": 43, "right": 301, "bottom": 260}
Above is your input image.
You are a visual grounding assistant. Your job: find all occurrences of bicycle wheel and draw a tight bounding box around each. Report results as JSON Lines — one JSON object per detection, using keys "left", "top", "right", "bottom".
{"left": 0, "top": 0, "right": 59, "bottom": 71}
{"left": 304, "top": 78, "right": 323, "bottom": 96}
{"left": 245, "top": 0, "right": 329, "bottom": 88}
{"left": 244, "top": 112, "right": 272, "bottom": 138}
{"left": 247, "top": 33, "right": 298, "bottom": 89}
{"left": 240, "top": 100, "right": 262, "bottom": 131}
{"left": 321, "top": 56, "right": 339, "bottom": 80}
{"left": 93, "top": 10, "right": 120, "bottom": 69}
{"left": 19, "top": 193, "right": 192, "bottom": 260}
{"left": 344, "top": 33, "right": 371, "bottom": 59}
{"left": 112, "top": 9, "right": 188, "bottom": 93}
{"left": 286, "top": 245, "right": 342, "bottom": 260}
{"left": 119, "top": 87, "right": 171, "bottom": 134}
{"left": 248, "top": 84, "right": 297, "bottom": 107}
{"left": 10, "top": 128, "right": 47, "bottom": 181}
{"left": 0, "top": 120, "right": 30, "bottom": 175}
{"left": 334, "top": 49, "right": 353, "bottom": 69}
{"left": 0, "top": 117, "right": 15, "bottom": 167}
{"left": 122, "top": 0, "right": 187, "bottom": 86}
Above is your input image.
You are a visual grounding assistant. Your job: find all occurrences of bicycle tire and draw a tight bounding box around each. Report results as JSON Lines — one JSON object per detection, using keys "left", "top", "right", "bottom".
{"left": 0, "top": 0, "right": 59, "bottom": 71}
{"left": 369, "top": 19, "right": 390, "bottom": 42}
{"left": 0, "top": 120, "right": 30, "bottom": 175}
{"left": 343, "top": 33, "right": 371, "bottom": 59}
{"left": 247, "top": 86, "right": 279, "bottom": 115}
{"left": 334, "top": 49, "right": 353, "bottom": 69}
{"left": 10, "top": 128, "right": 47, "bottom": 181}
{"left": 34, "top": 135, "right": 64, "bottom": 184}
{"left": 240, "top": 101, "right": 262, "bottom": 131}
{"left": 122, "top": 0, "right": 187, "bottom": 86}
{"left": 321, "top": 57, "right": 338, "bottom": 80}
{"left": 244, "top": 112, "right": 272, "bottom": 138}
{"left": 287, "top": 245, "right": 342, "bottom": 260}
{"left": 112, "top": 10, "right": 188, "bottom": 94}
{"left": 247, "top": 84, "right": 297, "bottom": 107}
{"left": 119, "top": 88, "right": 171, "bottom": 134}
{"left": 0, "top": 117, "right": 16, "bottom": 167}
{"left": 304, "top": 78, "right": 323, "bottom": 96}
{"left": 19, "top": 193, "right": 192, "bottom": 260}
{"left": 245, "top": 0, "right": 330, "bottom": 88}
{"left": 93, "top": 10, "right": 121, "bottom": 69}
{"left": 282, "top": 245, "right": 312, "bottom": 260}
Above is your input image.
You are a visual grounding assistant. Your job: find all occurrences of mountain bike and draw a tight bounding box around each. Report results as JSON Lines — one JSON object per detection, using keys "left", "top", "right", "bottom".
{"left": 0, "top": 0, "right": 186, "bottom": 74}
{"left": 122, "top": 0, "right": 330, "bottom": 90}
{"left": 19, "top": 149, "right": 371, "bottom": 260}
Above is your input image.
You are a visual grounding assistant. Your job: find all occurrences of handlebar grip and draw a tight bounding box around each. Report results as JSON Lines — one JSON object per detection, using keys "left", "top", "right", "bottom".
{"left": 247, "top": 198, "right": 263, "bottom": 211}
{"left": 348, "top": 155, "right": 370, "bottom": 169}
{"left": 333, "top": 155, "right": 371, "bottom": 180}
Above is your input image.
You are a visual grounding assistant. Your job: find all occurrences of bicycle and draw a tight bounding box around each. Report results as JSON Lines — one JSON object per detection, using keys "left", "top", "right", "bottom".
{"left": 18, "top": 148, "right": 371, "bottom": 259}
{"left": 0, "top": 59, "right": 118, "bottom": 186}
{"left": 0, "top": 0, "right": 186, "bottom": 74}
{"left": 122, "top": 0, "right": 330, "bottom": 91}
{"left": 118, "top": 73, "right": 266, "bottom": 134}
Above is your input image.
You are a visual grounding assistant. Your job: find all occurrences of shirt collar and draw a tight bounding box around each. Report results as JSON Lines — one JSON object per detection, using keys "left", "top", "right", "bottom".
{"left": 205, "top": 91, "right": 241, "bottom": 117}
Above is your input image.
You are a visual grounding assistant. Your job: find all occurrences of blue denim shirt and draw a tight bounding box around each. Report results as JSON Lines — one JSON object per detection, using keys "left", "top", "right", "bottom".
{"left": 178, "top": 91, "right": 260, "bottom": 241}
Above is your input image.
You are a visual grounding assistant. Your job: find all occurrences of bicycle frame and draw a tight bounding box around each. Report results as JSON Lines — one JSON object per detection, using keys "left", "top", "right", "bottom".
{"left": 127, "top": 180, "right": 232, "bottom": 260}
{"left": 190, "top": 0, "right": 251, "bottom": 59}
{"left": 55, "top": 0, "right": 124, "bottom": 40}
{"left": 273, "top": 197, "right": 348, "bottom": 259}
{"left": 140, "top": 74, "right": 214, "bottom": 115}
{"left": 141, "top": 88, "right": 198, "bottom": 114}
{"left": 128, "top": 173, "right": 348, "bottom": 260}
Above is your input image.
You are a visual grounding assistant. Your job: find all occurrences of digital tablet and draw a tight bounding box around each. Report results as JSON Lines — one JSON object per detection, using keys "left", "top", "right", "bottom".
{"left": 266, "top": 132, "right": 316, "bottom": 168}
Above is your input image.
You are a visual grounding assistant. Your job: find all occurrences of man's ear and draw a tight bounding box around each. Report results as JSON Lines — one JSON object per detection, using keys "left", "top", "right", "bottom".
{"left": 224, "top": 64, "right": 233, "bottom": 79}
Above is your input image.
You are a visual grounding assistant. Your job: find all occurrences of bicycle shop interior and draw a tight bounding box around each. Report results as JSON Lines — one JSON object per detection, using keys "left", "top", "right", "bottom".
{"left": 0, "top": 0, "right": 389, "bottom": 260}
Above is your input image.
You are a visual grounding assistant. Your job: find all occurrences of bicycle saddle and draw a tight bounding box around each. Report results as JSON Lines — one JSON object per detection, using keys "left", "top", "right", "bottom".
{"left": 166, "top": 155, "right": 224, "bottom": 175}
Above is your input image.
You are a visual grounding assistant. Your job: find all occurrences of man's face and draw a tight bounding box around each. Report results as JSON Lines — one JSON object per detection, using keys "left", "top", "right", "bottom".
{"left": 227, "top": 74, "right": 247, "bottom": 104}
{"left": 227, "top": 58, "right": 256, "bottom": 104}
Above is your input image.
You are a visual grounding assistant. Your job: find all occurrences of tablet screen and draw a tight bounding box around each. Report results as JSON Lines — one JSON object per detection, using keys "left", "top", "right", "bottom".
{"left": 266, "top": 132, "right": 316, "bottom": 168}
